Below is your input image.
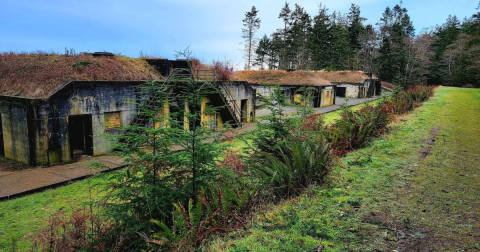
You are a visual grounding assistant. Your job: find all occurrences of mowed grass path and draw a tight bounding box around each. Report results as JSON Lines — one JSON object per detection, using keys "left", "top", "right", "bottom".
{"left": 209, "top": 87, "right": 480, "bottom": 251}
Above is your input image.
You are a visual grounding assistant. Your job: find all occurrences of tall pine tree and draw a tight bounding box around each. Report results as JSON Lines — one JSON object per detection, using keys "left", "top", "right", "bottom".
{"left": 242, "top": 6, "right": 261, "bottom": 70}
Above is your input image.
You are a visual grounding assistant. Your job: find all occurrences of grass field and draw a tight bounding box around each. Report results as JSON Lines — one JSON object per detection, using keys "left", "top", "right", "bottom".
{"left": 208, "top": 86, "right": 480, "bottom": 251}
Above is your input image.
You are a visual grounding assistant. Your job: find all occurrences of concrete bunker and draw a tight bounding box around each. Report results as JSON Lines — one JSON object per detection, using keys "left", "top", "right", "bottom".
{"left": 231, "top": 70, "right": 337, "bottom": 109}
{"left": 0, "top": 54, "right": 257, "bottom": 166}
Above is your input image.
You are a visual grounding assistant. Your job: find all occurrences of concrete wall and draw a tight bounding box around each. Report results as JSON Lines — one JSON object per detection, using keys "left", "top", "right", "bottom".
{"left": 0, "top": 80, "right": 257, "bottom": 166}
{"left": 251, "top": 84, "right": 336, "bottom": 108}
{"left": 335, "top": 79, "right": 378, "bottom": 98}
{"left": 220, "top": 81, "right": 255, "bottom": 123}
{"left": 336, "top": 83, "right": 361, "bottom": 98}
{"left": 47, "top": 81, "right": 144, "bottom": 164}
{"left": 321, "top": 87, "right": 335, "bottom": 107}
{"left": 0, "top": 100, "right": 31, "bottom": 164}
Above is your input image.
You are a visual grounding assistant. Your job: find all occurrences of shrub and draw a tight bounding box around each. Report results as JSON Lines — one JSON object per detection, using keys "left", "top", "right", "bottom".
{"left": 32, "top": 204, "right": 120, "bottom": 252}
{"left": 144, "top": 183, "right": 253, "bottom": 251}
{"left": 212, "top": 60, "right": 233, "bottom": 81}
{"left": 251, "top": 134, "right": 333, "bottom": 197}
{"left": 329, "top": 105, "right": 389, "bottom": 155}
{"left": 302, "top": 113, "right": 324, "bottom": 131}
{"left": 220, "top": 150, "right": 246, "bottom": 175}
{"left": 380, "top": 85, "right": 435, "bottom": 115}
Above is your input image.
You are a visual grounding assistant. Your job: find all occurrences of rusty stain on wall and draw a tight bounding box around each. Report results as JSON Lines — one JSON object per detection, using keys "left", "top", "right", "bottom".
{"left": 104, "top": 112, "right": 121, "bottom": 129}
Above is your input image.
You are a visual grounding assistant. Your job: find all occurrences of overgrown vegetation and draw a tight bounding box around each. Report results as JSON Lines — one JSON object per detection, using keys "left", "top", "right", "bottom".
{"left": 25, "top": 83, "right": 434, "bottom": 251}
{"left": 1, "top": 83, "right": 435, "bottom": 251}
{"left": 209, "top": 86, "right": 480, "bottom": 251}
{"left": 0, "top": 51, "right": 163, "bottom": 98}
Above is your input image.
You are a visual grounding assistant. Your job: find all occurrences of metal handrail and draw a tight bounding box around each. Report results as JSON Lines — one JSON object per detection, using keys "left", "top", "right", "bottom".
{"left": 218, "top": 81, "right": 242, "bottom": 126}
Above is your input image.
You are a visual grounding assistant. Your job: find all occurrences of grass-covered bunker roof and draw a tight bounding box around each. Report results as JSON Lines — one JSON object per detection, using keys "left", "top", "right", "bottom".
{"left": 0, "top": 52, "right": 164, "bottom": 99}
{"left": 232, "top": 70, "right": 375, "bottom": 86}
{"left": 232, "top": 70, "right": 332, "bottom": 86}
{"left": 313, "top": 71, "right": 375, "bottom": 83}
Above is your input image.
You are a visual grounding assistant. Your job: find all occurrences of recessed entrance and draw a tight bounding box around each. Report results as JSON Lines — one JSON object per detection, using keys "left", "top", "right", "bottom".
{"left": 337, "top": 87, "right": 346, "bottom": 97}
{"left": 68, "top": 115, "right": 93, "bottom": 156}
{"left": 241, "top": 99, "right": 248, "bottom": 122}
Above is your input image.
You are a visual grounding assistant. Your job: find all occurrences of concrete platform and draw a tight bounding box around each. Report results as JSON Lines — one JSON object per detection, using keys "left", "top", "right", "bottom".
{"left": 0, "top": 155, "right": 124, "bottom": 200}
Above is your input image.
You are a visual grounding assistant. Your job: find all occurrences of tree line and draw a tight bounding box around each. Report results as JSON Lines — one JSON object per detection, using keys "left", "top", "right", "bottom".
{"left": 242, "top": 2, "right": 480, "bottom": 87}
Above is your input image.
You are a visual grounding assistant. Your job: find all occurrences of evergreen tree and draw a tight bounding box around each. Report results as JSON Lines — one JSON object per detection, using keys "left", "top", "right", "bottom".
{"left": 309, "top": 4, "right": 333, "bottom": 70}
{"left": 376, "top": 3, "right": 415, "bottom": 86}
{"left": 289, "top": 4, "right": 312, "bottom": 69}
{"left": 268, "top": 31, "right": 284, "bottom": 69}
{"left": 105, "top": 54, "right": 226, "bottom": 246}
{"left": 254, "top": 34, "right": 271, "bottom": 69}
{"left": 329, "top": 12, "right": 349, "bottom": 70}
{"left": 429, "top": 15, "right": 461, "bottom": 84}
{"left": 242, "top": 6, "right": 261, "bottom": 70}
{"left": 347, "top": 4, "right": 366, "bottom": 70}
{"left": 278, "top": 2, "right": 292, "bottom": 69}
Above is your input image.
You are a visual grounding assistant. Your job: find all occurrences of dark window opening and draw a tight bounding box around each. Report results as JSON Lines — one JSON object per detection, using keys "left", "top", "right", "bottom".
{"left": 313, "top": 90, "right": 321, "bottom": 108}
{"left": 337, "top": 87, "right": 346, "bottom": 97}
{"left": 69, "top": 115, "right": 93, "bottom": 157}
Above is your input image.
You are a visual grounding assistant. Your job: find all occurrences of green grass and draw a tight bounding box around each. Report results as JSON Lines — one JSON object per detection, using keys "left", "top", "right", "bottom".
{"left": 0, "top": 96, "right": 388, "bottom": 251}
{"left": 322, "top": 98, "right": 383, "bottom": 125}
{"left": 208, "top": 87, "right": 480, "bottom": 251}
{"left": 0, "top": 175, "right": 109, "bottom": 252}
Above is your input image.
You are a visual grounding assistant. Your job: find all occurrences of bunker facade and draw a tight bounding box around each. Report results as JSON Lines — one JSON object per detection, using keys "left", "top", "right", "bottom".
{"left": 0, "top": 54, "right": 255, "bottom": 166}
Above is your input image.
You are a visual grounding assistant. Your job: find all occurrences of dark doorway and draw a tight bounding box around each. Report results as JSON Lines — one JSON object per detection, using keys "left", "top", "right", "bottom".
{"left": 313, "top": 90, "right": 320, "bottom": 108}
{"left": 241, "top": 99, "right": 247, "bottom": 122}
{"left": 68, "top": 115, "right": 93, "bottom": 156}
{"left": 337, "top": 87, "right": 346, "bottom": 97}
{"left": 170, "top": 100, "right": 185, "bottom": 129}
{"left": 375, "top": 81, "right": 381, "bottom": 96}
{"left": 189, "top": 105, "right": 201, "bottom": 130}
{"left": 0, "top": 114, "right": 4, "bottom": 156}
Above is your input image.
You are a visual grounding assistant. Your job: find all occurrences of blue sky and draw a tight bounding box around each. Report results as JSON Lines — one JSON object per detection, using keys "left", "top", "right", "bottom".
{"left": 1, "top": 0, "right": 478, "bottom": 69}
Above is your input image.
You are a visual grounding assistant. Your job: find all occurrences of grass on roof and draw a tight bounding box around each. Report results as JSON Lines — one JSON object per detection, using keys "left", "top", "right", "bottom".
{"left": 232, "top": 70, "right": 374, "bottom": 85}
{"left": 231, "top": 70, "right": 331, "bottom": 86}
{"left": 0, "top": 52, "right": 165, "bottom": 99}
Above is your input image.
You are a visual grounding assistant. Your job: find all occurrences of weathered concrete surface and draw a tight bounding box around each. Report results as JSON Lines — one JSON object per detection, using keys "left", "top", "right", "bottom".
{"left": 0, "top": 96, "right": 375, "bottom": 199}
{"left": 0, "top": 101, "right": 30, "bottom": 164}
{"left": 256, "top": 96, "right": 377, "bottom": 117}
{"left": 0, "top": 155, "right": 124, "bottom": 199}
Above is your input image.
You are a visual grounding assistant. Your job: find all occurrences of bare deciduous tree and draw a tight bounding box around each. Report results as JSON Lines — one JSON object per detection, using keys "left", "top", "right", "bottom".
{"left": 403, "top": 33, "right": 435, "bottom": 85}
